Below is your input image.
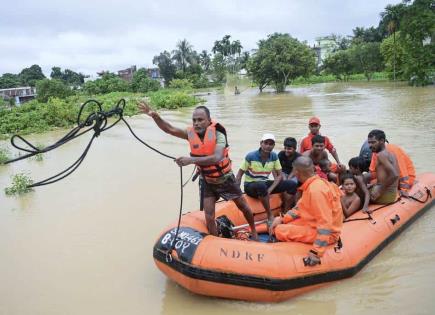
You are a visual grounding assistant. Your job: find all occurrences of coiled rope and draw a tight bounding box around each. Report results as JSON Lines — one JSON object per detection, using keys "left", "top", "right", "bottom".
{"left": 3, "top": 98, "right": 190, "bottom": 260}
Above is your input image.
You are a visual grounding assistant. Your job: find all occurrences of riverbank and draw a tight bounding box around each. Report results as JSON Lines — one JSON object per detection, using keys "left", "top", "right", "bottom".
{"left": 0, "top": 89, "right": 206, "bottom": 140}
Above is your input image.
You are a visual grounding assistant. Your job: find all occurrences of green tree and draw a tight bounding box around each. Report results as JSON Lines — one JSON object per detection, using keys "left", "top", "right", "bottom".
{"left": 199, "top": 50, "right": 211, "bottom": 72}
{"left": 211, "top": 53, "right": 227, "bottom": 83}
{"left": 153, "top": 51, "right": 176, "bottom": 87}
{"left": 0, "top": 73, "right": 21, "bottom": 88}
{"left": 380, "top": 31, "right": 407, "bottom": 80}
{"left": 35, "top": 79, "right": 73, "bottom": 103}
{"left": 352, "top": 26, "right": 383, "bottom": 43}
{"left": 399, "top": 0, "right": 435, "bottom": 85}
{"left": 19, "top": 65, "right": 46, "bottom": 86}
{"left": 323, "top": 50, "right": 354, "bottom": 80}
{"left": 172, "top": 39, "right": 194, "bottom": 73}
{"left": 249, "top": 33, "right": 316, "bottom": 92}
{"left": 212, "top": 35, "right": 244, "bottom": 73}
{"left": 349, "top": 42, "right": 384, "bottom": 81}
{"left": 131, "top": 68, "right": 160, "bottom": 93}
{"left": 379, "top": 3, "right": 407, "bottom": 80}
{"left": 82, "top": 73, "right": 129, "bottom": 95}
{"left": 50, "top": 67, "right": 85, "bottom": 87}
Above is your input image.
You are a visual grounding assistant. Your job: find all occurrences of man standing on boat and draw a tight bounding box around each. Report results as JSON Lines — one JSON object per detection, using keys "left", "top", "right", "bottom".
{"left": 137, "top": 102, "right": 258, "bottom": 240}
{"left": 271, "top": 156, "right": 343, "bottom": 266}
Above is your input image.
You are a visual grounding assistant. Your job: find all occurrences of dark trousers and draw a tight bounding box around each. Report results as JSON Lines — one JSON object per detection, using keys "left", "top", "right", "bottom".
{"left": 244, "top": 180, "right": 298, "bottom": 198}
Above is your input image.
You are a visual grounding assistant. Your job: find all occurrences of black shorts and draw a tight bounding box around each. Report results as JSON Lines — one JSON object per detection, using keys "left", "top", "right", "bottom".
{"left": 203, "top": 174, "right": 243, "bottom": 201}
{"left": 244, "top": 180, "right": 298, "bottom": 198}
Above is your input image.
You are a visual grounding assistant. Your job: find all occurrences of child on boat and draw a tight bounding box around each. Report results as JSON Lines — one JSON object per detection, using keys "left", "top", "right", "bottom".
{"left": 348, "top": 157, "right": 370, "bottom": 213}
{"left": 340, "top": 172, "right": 361, "bottom": 218}
{"left": 319, "top": 159, "right": 338, "bottom": 184}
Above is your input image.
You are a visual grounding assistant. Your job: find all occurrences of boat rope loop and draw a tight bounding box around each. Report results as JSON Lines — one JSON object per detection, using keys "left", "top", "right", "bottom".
{"left": 344, "top": 187, "right": 432, "bottom": 224}
{"left": 3, "top": 98, "right": 190, "bottom": 261}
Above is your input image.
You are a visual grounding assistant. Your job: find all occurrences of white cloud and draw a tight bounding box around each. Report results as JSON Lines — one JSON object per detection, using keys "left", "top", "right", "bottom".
{"left": 0, "top": 0, "right": 400, "bottom": 76}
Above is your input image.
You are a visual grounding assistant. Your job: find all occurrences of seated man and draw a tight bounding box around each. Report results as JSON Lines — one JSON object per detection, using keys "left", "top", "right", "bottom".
{"left": 366, "top": 130, "right": 399, "bottom": 204}
{"left": 278, "top": 137, "right": 301, "bottom": 181}
{"left": 236, "top": 134, "right": 298, "bottom": 224}
{"left": 368, "top": 137, "right": 415, "bottom": 196}
{"left": 303, "top": 135, "right": 345, "bottom": 178}
{"left": 271, "top": 156, "right": 343, "bottom": 266}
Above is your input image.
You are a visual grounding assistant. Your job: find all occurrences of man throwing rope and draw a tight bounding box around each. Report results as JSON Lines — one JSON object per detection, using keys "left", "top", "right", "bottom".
{"left": 138, "top": 102, "right": 258, "bottom": 240}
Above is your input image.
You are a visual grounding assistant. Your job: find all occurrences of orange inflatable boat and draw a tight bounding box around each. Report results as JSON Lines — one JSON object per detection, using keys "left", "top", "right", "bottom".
{"left": 153, "top": 173, "right": 435, "bottom": 302}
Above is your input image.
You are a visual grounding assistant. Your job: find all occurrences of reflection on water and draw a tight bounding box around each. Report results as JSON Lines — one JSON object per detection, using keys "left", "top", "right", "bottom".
{"left": 0, "top": 82, "right": 434, "bottom": 315}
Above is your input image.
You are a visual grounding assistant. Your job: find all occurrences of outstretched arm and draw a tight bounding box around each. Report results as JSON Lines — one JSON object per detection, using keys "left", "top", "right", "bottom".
{"left": 138, "top": 101, "right": 188, "bottom": 140}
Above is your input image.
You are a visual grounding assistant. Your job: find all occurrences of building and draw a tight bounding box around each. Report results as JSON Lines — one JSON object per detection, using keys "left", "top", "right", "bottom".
{"left": 0, "top": 86, "right": 37, "bottom": 105}
{"left": 314, "top": 36, "right": 339, "bottom": 67}
{"left": 117, "top": 65, "right": 137, "bottom": 82}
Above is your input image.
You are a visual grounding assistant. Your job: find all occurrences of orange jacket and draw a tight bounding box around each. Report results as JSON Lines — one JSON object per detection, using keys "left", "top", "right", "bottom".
{"left": 369, "top": 144, "right": 415, "bottom": 192}
{"left": 283, "top": 175, "right": 343, "bottom": 256}
{"left": 187, "top": 121, "right": 232, "bottom": 183}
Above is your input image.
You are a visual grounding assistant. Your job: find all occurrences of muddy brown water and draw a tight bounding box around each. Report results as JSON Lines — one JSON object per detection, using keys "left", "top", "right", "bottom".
{"left": 1, "top": 82, "right": 434, "bottom": 314}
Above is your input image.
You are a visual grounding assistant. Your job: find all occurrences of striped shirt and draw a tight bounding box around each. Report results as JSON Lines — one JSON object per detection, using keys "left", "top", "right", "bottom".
{"left": 240, "top": 149, "right": 282, "bottom": 183}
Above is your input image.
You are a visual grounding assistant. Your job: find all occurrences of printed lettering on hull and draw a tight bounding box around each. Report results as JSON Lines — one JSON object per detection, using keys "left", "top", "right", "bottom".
{"left": 156, "top": 227, "right": 206, "bottom": 263}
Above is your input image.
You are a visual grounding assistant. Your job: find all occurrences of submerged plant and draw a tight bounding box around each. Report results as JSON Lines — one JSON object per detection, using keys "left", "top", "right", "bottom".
{"left": 4, "top": 173, "right": 34, "bottom": 195}
{"left": 32, "top": 144, "right": 45, "bottom": 162}
{"left": 0, "top": 146, "right": 11, "bottom": 164}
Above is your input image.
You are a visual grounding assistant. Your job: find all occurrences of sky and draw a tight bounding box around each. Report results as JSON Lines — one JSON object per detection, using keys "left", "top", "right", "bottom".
{"left": 0, "top": 0, "right": 401, "bottom": 78}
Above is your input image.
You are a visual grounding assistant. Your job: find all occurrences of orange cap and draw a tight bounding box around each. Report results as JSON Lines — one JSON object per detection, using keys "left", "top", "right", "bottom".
{"left": 309, "top": 117, "right": 320, "bottom": 125}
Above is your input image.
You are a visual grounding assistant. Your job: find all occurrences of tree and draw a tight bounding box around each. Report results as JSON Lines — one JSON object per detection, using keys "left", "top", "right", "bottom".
{"left": 352, "top": 26, "right": 383, "bottom": 43}
{"left": 248, "top": 33, "right": 316, "bottom": 92}
{"left": 380, "top": 32, "right": 407, "bottom": 80}
{"left": 212, "top": 35, "right": 244, "bottom": 73}
{"left": 399, "top": 0, "right": 435, "bottom": 85}
{"left": 323, "top": 50, "right": 354, "bottom": 81}
{"left": 199, "top": 50, "right": 211, "bottom": 72}
{"left": 153, "top": 50, "right": 176, "bottom": 87}
{"left": 211, "top": 53, "right": 227, "bottom": 83}
{"left": 349, "top": 42, "right": 384, "bottom": 81}
{"left": 35, "top": 79, "right": 73, "bottom": 103}
{"left": 131, "top": 68, "right": 160, "bottom": 93}
{"left": 0, "top": 73, "right": 21, "bottom": 88}
{"left": 379, "top": 3, "right": 407, "bottom": 80}
{"left": 82, "top": 73, "right": 129, "bottom": 95}
{"left": 172, "top": 39, "right": 194, "bottom": 73}
{"left": 50, "top": 67, "right": 85, "bottom": 87}
{"left": 19, "top": 65, "right": 46, "bottom": 86}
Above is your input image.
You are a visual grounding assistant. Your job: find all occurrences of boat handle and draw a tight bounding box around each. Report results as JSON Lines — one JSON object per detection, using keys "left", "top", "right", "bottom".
{"left": 390, "top": 214, "right": 400, "bottom": 225}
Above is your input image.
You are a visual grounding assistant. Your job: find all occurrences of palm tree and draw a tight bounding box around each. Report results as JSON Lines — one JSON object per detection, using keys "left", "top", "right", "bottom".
{"left": 199, "top": 50, "right": 211, "bottom": 72}
{"left": 380, "top": 4, "right": 406, "bottom": 81}
{"left": 172, "top": 39, "right": 193, "bottom": 73}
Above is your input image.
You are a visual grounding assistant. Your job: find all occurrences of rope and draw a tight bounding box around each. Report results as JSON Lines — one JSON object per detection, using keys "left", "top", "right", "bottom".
{"left": 344, "top": 187, "right": 432, "bottom": 223}
{"left": 3, "top": 98, "right": 186, "bottom": 261}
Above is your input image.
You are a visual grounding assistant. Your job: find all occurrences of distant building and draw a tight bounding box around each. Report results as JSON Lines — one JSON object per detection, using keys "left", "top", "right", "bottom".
{"left": 314, "top": 36, "right": 339, "bottom": 67}
{"left": 0, "top": 86, "right": 37, "bottom": 105}
{"left": 146, "top": 67, "right": 160, "bottom": 80}
{"left": 118, "top": 65, "right": 137, "bottom": 82}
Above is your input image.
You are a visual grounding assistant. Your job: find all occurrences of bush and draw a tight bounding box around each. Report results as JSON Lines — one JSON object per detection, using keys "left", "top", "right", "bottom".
{"left": 169, "top": 79, "right": 193, "bottom": 90}
{"left": 4, "top": 173, "right": 34, "bottom": 195}
{"left": 148, "top": 90, "right": 203, "bottom": 109}
{"left": 35, "top": 79, "right": 74, "bottom": 103}
{"left": 0, "top": 146, "right": 11, "bottom": 164}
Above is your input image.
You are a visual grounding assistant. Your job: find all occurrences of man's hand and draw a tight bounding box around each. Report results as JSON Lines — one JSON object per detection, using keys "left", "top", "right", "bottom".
{"left": 175, "top": 157, "right": 194, "bottom": 167}
{"left": 303, "top": 252, "right": 321, "bottom": 266}
{"left": 362, "top": 207, "right": 372, "bottom": 214}
{"left": 137, "top": 101, "right": 156, "bottom": 118}
{"left": 337, "top": 163, "right": 346, "bottom": 172}
{"left": 268, "top": 216, "right": 282, "bottom": 235}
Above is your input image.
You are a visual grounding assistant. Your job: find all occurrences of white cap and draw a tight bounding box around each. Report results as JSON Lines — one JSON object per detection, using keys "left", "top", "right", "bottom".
{"left": 261, "top": 133, "right": 275, "bottom": 142}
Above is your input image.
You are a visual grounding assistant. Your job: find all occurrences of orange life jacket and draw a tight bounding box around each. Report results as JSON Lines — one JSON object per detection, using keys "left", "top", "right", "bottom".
{"left": 187, "top": 121, "right": 232, "bottom": 183}
{"left": 369, "top": 143, "right": 415, "bottom": 192}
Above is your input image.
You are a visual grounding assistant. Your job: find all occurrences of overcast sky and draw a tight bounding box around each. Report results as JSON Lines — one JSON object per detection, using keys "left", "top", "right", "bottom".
{"left": 0, "top": 0, "right": 400, "bottom": 77}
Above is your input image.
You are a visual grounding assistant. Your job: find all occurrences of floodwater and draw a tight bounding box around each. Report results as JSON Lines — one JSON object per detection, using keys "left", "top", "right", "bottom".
{"left": 1, "top": 82, "right": 434, "bottom": 315}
